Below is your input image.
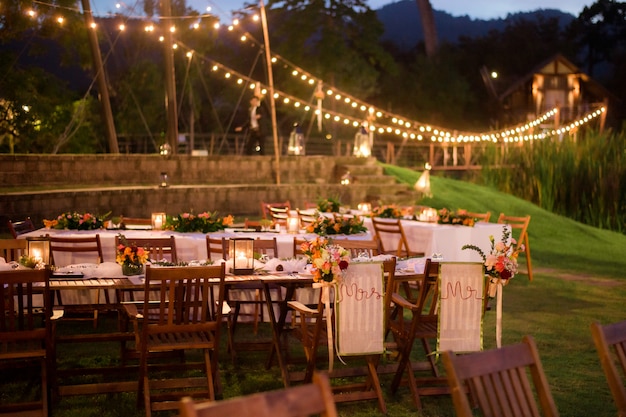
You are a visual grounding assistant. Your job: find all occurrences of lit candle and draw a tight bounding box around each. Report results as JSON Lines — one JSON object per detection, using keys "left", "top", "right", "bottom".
{"left": 154, "top": 217, "right": 163, "bottom": 229}
{"left": 235, "top": 252, "right": 248, "bottom": 269}
{"left": 287, "top": 217, "right": 299, "bottom": 233}
{"left": 31, "top": 249, "right": 42, "bottom": 262}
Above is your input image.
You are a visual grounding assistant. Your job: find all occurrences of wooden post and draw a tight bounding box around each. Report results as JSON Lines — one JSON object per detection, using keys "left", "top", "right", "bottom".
{"left": 80, "top": 0, "right": 118, "bottom": 153}
{"left": 161, "top": 0, "right": 179, "bottom": 154}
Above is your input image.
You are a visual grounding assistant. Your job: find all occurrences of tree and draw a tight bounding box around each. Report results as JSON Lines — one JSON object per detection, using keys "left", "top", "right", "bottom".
{"left": 415, "top": 0, "right": 438, "bottom": 57}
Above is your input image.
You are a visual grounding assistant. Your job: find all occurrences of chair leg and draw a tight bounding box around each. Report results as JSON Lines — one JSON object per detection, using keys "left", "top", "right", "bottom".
{"left": 204, "top": 349, "right": 216, "bottom": 401}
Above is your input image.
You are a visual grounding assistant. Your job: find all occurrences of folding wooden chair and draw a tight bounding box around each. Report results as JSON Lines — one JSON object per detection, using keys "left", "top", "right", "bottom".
{"left": 49, "top": 234, "right": 106, "bottom": 327}
{"left": 7, "top": 217, "right": 36, "bottom": 238}
{"left": 288, "top": 261, "right": 393, "bottom": 413}
{"left": 591, "top": 320, "right": 626, "bottom": 416}
{"left": 386, "top": 259, "right": 447, "bottom": 408}
{"left": 442, "top": 335, "right": 560, "bottom": 417}
{"left": 114, "top": 235, "right": 177, "bottom": 264}
{"left": 371, "top": 217, "right": 424, "bottom": 258}
{"left": 330, "top": 236, "right": 381, "bottom": 258}
{"left": 497, "top": 213, "right": 533, "bottom": 280}
{"left": 297, "top": 209, "right": 318, "bottom": 229}
{"left": 466, "top": 211, "right": 491, "bottom": 222}
{"left": 205, "top": 235, "right": 227, "bottom": 261}
{"left": 260, "top": 201, "right": 291, "bottom": 219}
{"left": 123, "top": 264, "right": 226, "bottom": 417}
{"left": 0, "top": 238, "right": 28, "bottom": 262}
{"left": 0, "top": 268, "right": 62, "bottom": 416}
{"left": 179, "top": 371, "right": 338, "bottom": 417}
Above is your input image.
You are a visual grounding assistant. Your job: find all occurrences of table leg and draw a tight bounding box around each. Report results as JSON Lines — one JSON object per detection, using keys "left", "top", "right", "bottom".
{"left": 263, "top": 282, "right": 296, "bottom": 387}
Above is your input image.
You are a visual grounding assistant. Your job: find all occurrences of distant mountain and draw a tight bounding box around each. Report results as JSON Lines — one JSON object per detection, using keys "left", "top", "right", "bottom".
{"left": 376, "top": 0, "right": 576, "bottom": 49}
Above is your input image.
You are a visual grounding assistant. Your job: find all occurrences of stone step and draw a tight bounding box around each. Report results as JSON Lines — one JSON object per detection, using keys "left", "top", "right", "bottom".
{"left": 342, "top": 164, "right": 384, "bottom": 176}
{"left": 352, "top": 174, "right": 397, "bottom": 185}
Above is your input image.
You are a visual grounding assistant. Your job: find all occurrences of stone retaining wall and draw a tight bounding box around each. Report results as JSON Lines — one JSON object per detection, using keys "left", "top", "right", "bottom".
{"left": 1, "top": 155, "right": 403, "bottom": 228}
{"left": 0, "top": 154, "right": 359, "bottom": 188}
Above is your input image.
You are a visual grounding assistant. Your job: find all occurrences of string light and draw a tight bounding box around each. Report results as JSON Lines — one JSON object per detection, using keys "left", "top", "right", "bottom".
{"left": 18, "top": 0, "right": 608, "bottom": 145}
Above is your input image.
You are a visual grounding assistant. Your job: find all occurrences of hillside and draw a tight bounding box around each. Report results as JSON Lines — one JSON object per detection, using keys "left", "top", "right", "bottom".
{"left": 376, "top": 1, "right": 576, "bottom": 49}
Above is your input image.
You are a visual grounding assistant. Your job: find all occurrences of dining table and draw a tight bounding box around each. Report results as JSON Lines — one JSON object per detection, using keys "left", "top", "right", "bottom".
{"left": 21, "top": 218, "right": 506, "bottom": 266}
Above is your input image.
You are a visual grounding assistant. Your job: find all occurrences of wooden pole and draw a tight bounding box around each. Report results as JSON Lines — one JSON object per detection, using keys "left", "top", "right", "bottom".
{"left": 260, "top": 0, "right": 281, "bottom": 185}
{"left": 80, "top": 0, "right": 118, "bottom": 153}
{"left": 161, "top": 0, "right": 179, "bottom": 154}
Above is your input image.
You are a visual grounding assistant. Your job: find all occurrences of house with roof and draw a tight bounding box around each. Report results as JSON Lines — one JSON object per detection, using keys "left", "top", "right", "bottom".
{"left": 496, "top": 54, "right": 611, "bottom": 131}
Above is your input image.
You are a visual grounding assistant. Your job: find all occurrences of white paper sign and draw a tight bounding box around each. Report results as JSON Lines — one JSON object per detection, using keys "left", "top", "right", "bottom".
{"left": 438, "top": 262, "right": 485, "bottom": 353}
{"left": 336, "top": 262, "right": 385, "bottom": 356}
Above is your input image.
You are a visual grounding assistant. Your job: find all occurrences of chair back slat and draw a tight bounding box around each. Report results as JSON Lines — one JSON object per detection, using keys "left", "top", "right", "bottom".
{"left": 206, "top": 235, "right": 228, "bottom": 261}
{"left": 371, "top": 217, "right": 423, "bottom": 258}
{"left": 49, "top": 234, "right": 104, "bottom": 265}
{"left": 254, "top": 238, "right": 278, "bottom": 258}
{"left": 330, "top": 237, "right": 381, "bottom": 258}
{"left": 497, "top": 213, "right": 533, "bottom": 280}
{"left": 8, "top": 218, "right": 36, "bottom": 238}
{"left": 442, "top": 335, "right": 559, "bottom": 417}
{"left": 179, "top": 371, "right": 338, "bottom": 417}
{"left": 0, "top": 239, "right": 28, "bottom": 262}
{"left": 115, "top": 235, "right": 177, "bottom": 263}
{"left": 591, "top": 320, "right": 626, "bottom": 415}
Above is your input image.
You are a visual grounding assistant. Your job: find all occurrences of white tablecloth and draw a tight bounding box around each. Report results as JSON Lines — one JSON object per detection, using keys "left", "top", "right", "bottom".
{"left": 362, "top": 218, "right": 507, "bottom": 262}
{"left": 21, "top": 219, "right": 505, "bottom": 266}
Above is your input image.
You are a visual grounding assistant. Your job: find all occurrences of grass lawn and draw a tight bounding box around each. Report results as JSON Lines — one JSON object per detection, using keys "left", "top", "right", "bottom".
{"left": 7, "top": 166, "right": 626, "bottom": 416}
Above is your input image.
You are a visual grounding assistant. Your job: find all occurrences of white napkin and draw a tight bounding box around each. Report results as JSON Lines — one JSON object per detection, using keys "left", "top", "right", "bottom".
{"left": 396, "top": 257, "right": 426, "bottom": 274}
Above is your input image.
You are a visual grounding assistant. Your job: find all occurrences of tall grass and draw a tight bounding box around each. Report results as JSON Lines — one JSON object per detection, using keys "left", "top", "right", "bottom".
{"left": 480, "top": 130, "right": 626, "bottom": 233}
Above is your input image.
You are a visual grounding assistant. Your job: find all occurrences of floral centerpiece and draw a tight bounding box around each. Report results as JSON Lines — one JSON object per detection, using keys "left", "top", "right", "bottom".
{"left": 116, "top": 234, "right": 149, "bottom": 276}
{"left": 437, "top": 208, "right": 475, "bottom": 227}
{"left": 44, "top": 211, "right": 109, "bottom": 230}
{"left": 164, "top": 211, "right": 234, "bottom": 233}
{"left": 306, "top": 215, "right": 367, "bottom": 236}
{"left": 462, "top": 228, "right": 523, "bottom": 295}
{"left": 316, "top": 196, "right": 341, "bottom": 213}
{"left": 300, "top": 237, "right": 350, "bottom": 283}
{"left": 371, "top": 205, "right": 403, "bottom": 219}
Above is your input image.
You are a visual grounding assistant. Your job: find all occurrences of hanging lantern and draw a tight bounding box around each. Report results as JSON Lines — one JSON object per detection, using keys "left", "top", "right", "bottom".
{"left": 229, "top": 238, "right": 254, "bottom": 275}
{"left": 151, "top": 213, "right": 167, "bottom": 230}
{"left": 287, "top": 123, "right": 306, "bottom": 155}
{"left": 26, "top": 236, "right": 50, "bottom": 267}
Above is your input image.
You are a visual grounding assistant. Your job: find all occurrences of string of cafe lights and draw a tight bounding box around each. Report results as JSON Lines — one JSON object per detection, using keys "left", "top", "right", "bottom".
{"left": 20, "top": 0, "right": 607, "bottom": 144}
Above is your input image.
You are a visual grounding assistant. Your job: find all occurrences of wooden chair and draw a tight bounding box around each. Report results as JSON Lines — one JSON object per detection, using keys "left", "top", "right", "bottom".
{"left": 49, "top": 234, "right": 106, "bottom": 327}
{"left": 269, "top": 207, "right": 289, "bottom": 227}
{"left": 0, "top": 268, "right": 61, "bottom": 416}
{"left": 442, "top": 335, "right": 560, "bottom": 417}
{"left": 331, "top": 237, "right": 381, "bottom": 258}
{"left": 386, "top": 258, "right": 446, "bottom": 408}
{"left": 260, "top": 201, "right": 291, "bottom": 219}
{"left": 297, "top": 209, "right": 318, "bottom": 229}
{"left": 114, "top": 235, "right": 178, "bottom": 264}
{"left": 466, "top": 211, "right": 491, "bottom": 223}
{"left": 179, "top": 371, "right": 338, "bottom": 417}
{"left": 371, "top": 217, "right": 424, "bottom": 258}
{"left": 0, "top": 238, "right": 28, "bottom": 262}
{"left": 123, "top": 264, "right": 227, "bottom": 417}
{"left": 288, "top": 261, "right": 394, "bottom": 412}
{"left": 7, "top": 217, "right": 36, "bottom": 238}
{"left": 591, "top": 320, "right": 626, "bottom": 416}
{"left": 293, "top": 237, "right": 309, "bottom": 258}
{"left": 114, "top": 235, "right": 178, "bottom": 310}
{"left": 497, "top": 213, "right": 533, "bottom": 281}
{"left": 206, "top": 235, "right": 228, "bottom": 261}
